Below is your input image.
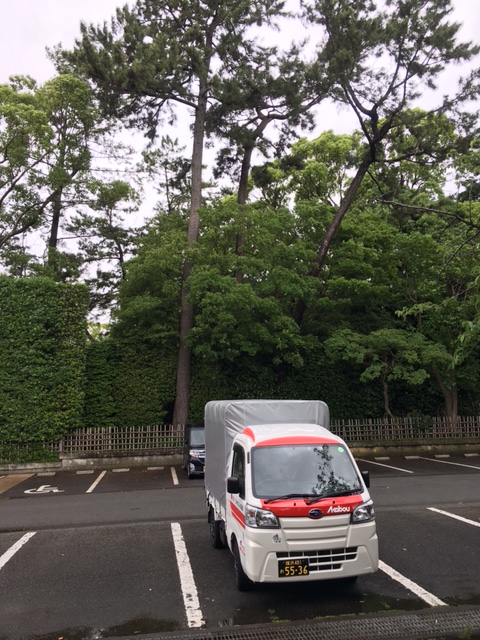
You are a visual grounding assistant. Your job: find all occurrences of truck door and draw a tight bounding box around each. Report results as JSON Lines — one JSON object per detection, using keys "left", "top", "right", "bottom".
{"left": 229, "top": 444, "right": 246, "bottom": 544}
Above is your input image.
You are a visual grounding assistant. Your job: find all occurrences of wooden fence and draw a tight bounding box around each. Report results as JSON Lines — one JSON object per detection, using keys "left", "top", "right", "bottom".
{"left": 330, "top": 416, "right": 480, "bottom": 442}
{"left": 1, "top": 417, "right": 480, "bottom": 463}
{"left": 60, "top": 425, "right": 185, "bottom": 454}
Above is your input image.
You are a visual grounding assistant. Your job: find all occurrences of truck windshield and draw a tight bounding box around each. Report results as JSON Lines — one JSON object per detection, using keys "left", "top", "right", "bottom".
{"left": 251, "top": 444, "right": 362, "bottom": 499}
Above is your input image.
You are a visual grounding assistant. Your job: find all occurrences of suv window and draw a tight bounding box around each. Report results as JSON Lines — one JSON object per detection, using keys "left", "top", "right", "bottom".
{"left": 188, "top": 428, "right": 205, "bottom": 447}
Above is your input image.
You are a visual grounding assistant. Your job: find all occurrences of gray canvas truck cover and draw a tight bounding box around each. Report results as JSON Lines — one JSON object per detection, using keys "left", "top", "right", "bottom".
{"left": 204, "top": 399, "right": 330, "bottom": 510}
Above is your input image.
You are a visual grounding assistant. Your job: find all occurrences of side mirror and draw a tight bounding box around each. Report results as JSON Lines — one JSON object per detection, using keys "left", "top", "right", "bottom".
{"left": 227, "top": 476, "right": 240, "bottom": 494}
{"left": 361, "top": 470, "right": 370, "bottom": 488}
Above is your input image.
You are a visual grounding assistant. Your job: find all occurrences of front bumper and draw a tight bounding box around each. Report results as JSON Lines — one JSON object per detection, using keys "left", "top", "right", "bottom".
{"left": 188, "top": 458, "right": 205, "bottom": 475}
{"left": 239, "top": 518, "right": 378, "bottom": 583}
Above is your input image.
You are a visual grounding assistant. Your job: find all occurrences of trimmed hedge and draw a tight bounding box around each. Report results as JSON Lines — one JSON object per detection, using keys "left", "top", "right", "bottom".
{"left": 83, "top": 338, "right": 177, "bottom": 427}
{"left": 0, "top": 276, "right": 88, "bottom": 441}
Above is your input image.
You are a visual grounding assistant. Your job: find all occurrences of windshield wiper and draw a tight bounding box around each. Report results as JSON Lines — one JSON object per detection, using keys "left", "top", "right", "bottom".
{"left": 264, "top": 493, "right": 316, "bottom": 504}
{"left": 306, "top": 489, "right": 362, "bottom": 505}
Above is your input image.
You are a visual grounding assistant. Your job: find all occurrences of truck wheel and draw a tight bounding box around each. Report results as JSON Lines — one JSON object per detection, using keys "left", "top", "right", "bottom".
{"left": 233, "top": 541, "right": 252, "bottom": 591}
{"left": 209, "top": 513, "right": 223, "bottom": 549}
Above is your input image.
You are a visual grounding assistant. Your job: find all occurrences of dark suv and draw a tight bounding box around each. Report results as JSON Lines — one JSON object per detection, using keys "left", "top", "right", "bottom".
{"left": 183, "top": 425, "right": 205, "bottom": 479}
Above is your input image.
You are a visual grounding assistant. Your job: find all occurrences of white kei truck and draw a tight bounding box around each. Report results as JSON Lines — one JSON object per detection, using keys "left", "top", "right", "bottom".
{"left": 205, "top": 399, "right": 378, "bottom": 590}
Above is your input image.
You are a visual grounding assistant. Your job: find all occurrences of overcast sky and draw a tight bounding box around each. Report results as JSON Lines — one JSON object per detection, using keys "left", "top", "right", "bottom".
{"left": 2, "top": 1, "right": 479, "bottom": 96}
{"left": 2, "top": 2, "right": 479, "bottom": 79}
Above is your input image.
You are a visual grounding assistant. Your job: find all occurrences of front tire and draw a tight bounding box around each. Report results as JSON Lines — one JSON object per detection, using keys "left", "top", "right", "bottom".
{"left": 233, "top": 540, "right": 252, "bottom": 591}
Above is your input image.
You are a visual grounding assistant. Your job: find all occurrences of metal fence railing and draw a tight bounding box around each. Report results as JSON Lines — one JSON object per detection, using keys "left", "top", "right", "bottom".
{"left": 1, "top": 417, "right": 480, "bottom": 464}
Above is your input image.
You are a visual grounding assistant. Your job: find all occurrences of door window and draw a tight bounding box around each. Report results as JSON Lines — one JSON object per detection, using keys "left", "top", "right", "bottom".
{"left": 232, "top": 444, "right": 245, "bottom": 499}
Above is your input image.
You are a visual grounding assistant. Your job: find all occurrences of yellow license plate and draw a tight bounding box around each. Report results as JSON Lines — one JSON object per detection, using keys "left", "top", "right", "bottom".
{"left": 278, "top": 558, "right": 309, "bottom": 577}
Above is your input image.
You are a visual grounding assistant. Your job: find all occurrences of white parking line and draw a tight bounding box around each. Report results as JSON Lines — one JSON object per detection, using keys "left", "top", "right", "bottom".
{"left": 419, "top": 457, "right": 480, "bottom": 471}
{"left": 357, "top": 459, "right": 414, "bottom": 474}
{"left": 428, "top": 508, "right": 480, "bottom": 528}
{"left": 0, "top": 532, "right": 37, "bottom": 571}
{"left": 171, "top": 523, "right": 204, "bottom": 628}
{"left": 86, "top": 470, "right": 107, "bottom": 493}
{"left": 171, "top": 467, "right": 179, "bottom": 485}
{"left": 379, "top": 560, "right": 447, "bottom": 607}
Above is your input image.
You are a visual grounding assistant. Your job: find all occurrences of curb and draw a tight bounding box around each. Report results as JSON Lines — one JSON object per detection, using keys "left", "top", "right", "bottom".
{"left": 0, "top": 454, "right": 182, "bottom": 474}
{"left": 1, "top": 443, "right": 479, "bottom": 475}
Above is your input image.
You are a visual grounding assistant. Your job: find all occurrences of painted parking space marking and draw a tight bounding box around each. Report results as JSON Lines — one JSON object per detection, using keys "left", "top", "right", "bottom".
{"left": 0, "top": 474, "right": 33, "bottom": 495}
{"left": 419, "top": 456, "right": 480, "bottom": 471}
{"left": 171, "top": 467, "right": 179, "bottom": 485}
{"left": 171, "top": 522, "right": 204, "bottom": 628}
{"left": 86, "top": 470, "right": 107, "bottom": 493}
{"left": 37, "top": 472, "right": 56, "bottom": 477}
{"left": 0, "top": 532, "right": 36, "bottom": 571}
{"left": 379, "top": 560, "right": 447, "bottom": 607}
{"left": 428, "top": 507, "right": 480, "bottom": 528}
{"left": 24, "top": 484, "right": 64, "bottom": 494}
{"left": 357, "top": 459, "right": 414, "bottom": 474}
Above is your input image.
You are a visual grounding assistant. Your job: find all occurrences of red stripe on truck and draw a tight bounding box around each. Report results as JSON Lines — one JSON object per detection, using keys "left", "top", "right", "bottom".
{"left": 260, "top": 495, "right": 363, "bottom": 517}
{"left": 255, "top": 436, "right": 338, "bottom": 447}
{"left": 242, "top": 427, "right": 255, "bottom": 441}
{"left": 230, "top": 500, "right": 246, "bottom": 528}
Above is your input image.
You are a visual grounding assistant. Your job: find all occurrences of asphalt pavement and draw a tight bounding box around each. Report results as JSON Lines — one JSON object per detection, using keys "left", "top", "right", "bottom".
{"left": 0, "top": 454, "right": 479, "bottom": 640}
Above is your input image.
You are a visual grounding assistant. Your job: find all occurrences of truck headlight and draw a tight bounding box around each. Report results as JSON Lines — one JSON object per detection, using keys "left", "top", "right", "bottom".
{"left": 245, "top": 504, "right": 279, "bottom": 528}
{"left": 351, "top": 500, "right": 375, "bottom": 523}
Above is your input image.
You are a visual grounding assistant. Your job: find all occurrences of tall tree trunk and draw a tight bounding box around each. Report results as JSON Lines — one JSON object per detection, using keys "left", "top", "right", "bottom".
{"left": 234, "top": 144, "right": 255, "bottom": 284}
{"left": 277, "top": 155, "right": 374, "bottom": 387}
{"left": 172, "top": 79, "right": 209, "bottom": 428}
{"left": 293, "top": 154, "right": 373, "bottom": 327}
{"left": 431, "top": 367, "right": 458, "bottom": 422}
{"left": 234, "top": 118, "right": 271, "bottom": 283}
{"left": 381, "top": 369, "right": 394, "bottom": 418}
{"left": 47, "top": 190, "right": 63, "bottom": 273}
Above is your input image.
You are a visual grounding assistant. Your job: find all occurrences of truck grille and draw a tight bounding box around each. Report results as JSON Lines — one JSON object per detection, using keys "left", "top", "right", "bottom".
{"left": 276, "top": 547, "right": 357, "bottom": 572}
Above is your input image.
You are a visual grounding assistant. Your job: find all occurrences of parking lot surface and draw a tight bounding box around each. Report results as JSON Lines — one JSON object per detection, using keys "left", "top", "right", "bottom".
{"left": 0, "top": 453, "right": 479, "bottom": 639}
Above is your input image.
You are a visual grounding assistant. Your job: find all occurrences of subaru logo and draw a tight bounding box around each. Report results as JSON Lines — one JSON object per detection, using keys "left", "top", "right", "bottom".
{"left": 308, "top": 509, "right": 323, "bottom": 519}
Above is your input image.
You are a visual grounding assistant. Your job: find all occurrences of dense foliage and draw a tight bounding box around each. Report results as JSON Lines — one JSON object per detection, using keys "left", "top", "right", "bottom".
{"left": 1, "top": 0, "right": 480, "bottom": 437}
{"left": 0, "top": 277, "right": 88, "bottom": 440}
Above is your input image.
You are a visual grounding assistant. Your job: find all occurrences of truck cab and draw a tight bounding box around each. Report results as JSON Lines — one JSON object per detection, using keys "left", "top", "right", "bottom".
{"left": 224, "top": 423, "right": 377, "bottom": 589}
